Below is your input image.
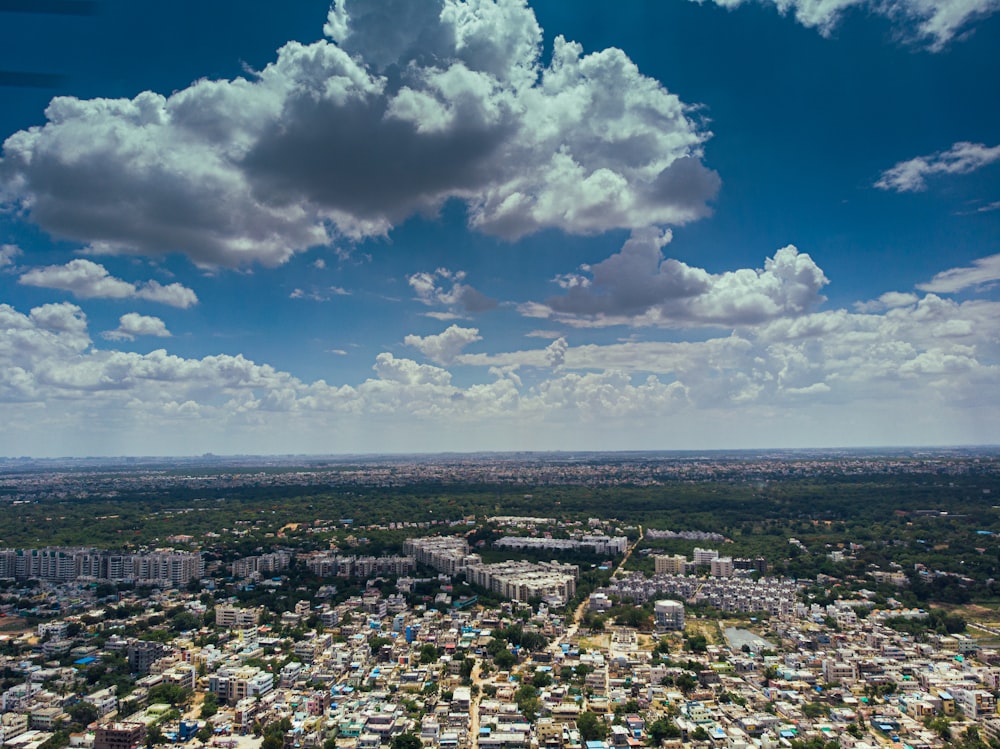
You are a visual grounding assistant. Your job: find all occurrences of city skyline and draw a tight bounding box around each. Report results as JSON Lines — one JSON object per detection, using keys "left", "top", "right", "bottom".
{"left": 1, "top": 0, "right": 998, "bottom": 457}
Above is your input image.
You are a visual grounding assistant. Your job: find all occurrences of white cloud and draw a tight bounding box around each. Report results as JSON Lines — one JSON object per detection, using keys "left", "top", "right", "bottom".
{"left": 102, "top": 313, "right": 172, "bottom": 341}
{"left": 290, "top": 285, "right": 351, "bottom": 302}
{"left": 690, "top": 0, "right": 1000, "bottom": 50}
{"left": 524, "top": 229, "right": 828, "bottom": 327}
{"left": 526, "top": 329, "right": 563, "bottom": 339}
{"left": 875, "top": 142, "right": 1000, "bottom": 192}
{"left": 853, "top": 291, "right": 919, "bottom": 312}
{"left": 408, "top": 268, "right": 497, "bottom": 315}
{"left": 137, "top": 280, "right": 199, "bottom": 308}
{"left": 0, "top": 0, "right": 718, "bottom": 268}
{"left": 404, "top": 324, "right": 482, "bottom": 364}
{"left": 545, "top": 336, "right": 568, "bottom": 370}
{"left": 20, "top": 259, "right": 134, "bottom": 299}
{"left": 0, "top": 288, "right": 998, "bottom": 453}
{"left": 916, "top": 253, "right": 1000, "bottom": 293}
{"left": 0, "top": 244, "right": 21, "bottom": 269}
{"left": 18, "top": 259, "right": 198, "bottom": 308}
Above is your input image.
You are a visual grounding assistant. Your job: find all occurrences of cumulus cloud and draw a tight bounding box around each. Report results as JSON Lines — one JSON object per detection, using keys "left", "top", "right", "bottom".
{"left": 102, "top": 313, "right": 172, "bottom": 341}
{"left": 0, "top": 287, "right": 998, "bottom": 453}
{"left": 917, "top": 253, "right": 1000, "bottom": 293}
{"left": 875, "top": 142, "right": 1000, "bottom": 192}
{"left": 524, "top": 229, "right": 828, "bottom": 327}
{"left": 690, "top": 0, "right": 1000, "bottom": 50}
{"left": 408, "top": 268, "right": 497, "bottom": 316}
{"left": 544, "top": 336, "right": 568, "bottom": 370}
{"left": 853, "top": 291, "right": 919, "bottom": 312}
{"left": 464, "top": 290, "right": 1000, "bottom": 413}
{"left": 404, "top": 324, "right": 482, "bottom": 364}
{"left": 18, "top": 259, "right": 198, "bottom": 308}
{"left": 0, "top": 0, "right": 718, "bottom": 268}
{"left": 0, "top": 244, "right": 21, "bottom": 269}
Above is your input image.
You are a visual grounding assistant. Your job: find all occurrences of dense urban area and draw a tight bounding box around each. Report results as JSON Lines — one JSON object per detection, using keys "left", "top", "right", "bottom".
{"left": 1, "top": 450, "right": 999, "bottom": 749}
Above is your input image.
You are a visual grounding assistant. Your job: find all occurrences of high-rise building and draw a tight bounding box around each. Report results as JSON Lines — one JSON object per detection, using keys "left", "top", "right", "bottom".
{"left": 654, "top": 599, "right": 685, "bottom": 631}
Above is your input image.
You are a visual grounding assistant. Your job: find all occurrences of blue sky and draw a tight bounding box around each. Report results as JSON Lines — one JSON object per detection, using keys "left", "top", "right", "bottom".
{"left": 0, "top": 0, "right": 998, "bottom": 457}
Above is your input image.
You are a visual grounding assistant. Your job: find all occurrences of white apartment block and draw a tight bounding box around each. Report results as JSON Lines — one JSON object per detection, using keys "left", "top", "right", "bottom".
{"left": 693, "top": 547, "right": 719, "bottom": 565}
{"left": 215, "top": 605, "right": 263, "bottom": 628}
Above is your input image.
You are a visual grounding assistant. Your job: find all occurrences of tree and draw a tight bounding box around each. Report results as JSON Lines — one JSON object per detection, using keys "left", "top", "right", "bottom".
{"left": 261, "top": 736, "right": 282, "bottom": 749}
{"left": 200, "top": 692, "right": 219, "bottom": 719}
{"left": 419, "top": 643, "right": 440, "bottom": 664}
{"left": 675, "top": 673, "right": 698, "bottom": 694}
{"left": 647, "top": 717, "right": 681, "bottom": 745}
{"left": 691, "top": 726, "right": 710, "bottom": 741}
{"left": 147, "top": 725, "right": 164, "bottom": 747}
{"left": 147, "top": 683, "right": 191, "bottom": 707}
{"left": 67, "top": 701, "right": 99, "bottom": 728}
{"left": 577, "top": 711, "right": 608, "bottom": 741}
{"left": 532, "top": 670, "right": 553, "bottom": 688}
{"left": 369, "top": 636, "right": 392, "bottom": 655}
{"left": 494, "top": 649, "right": 516, "bottom": 670}
{"left": 391, "top": 733, "right": 422, "bottom": 749}
{"left": 802, "top": 702, "right": 827, "bottom": 719}
{"left": 684, "top": 633, "right": 708, "bottom": 653}
{"left": 460, "top": 658, "right": 475, "bottom": 681}
{"left": 515, "top": 684, "right": 541, "bottom": 722}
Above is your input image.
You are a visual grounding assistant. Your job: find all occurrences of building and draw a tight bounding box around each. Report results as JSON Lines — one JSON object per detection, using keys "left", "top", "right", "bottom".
{"left": 127, "top": 640, "right": 169, "bottom": 675}
{"left": 654, "top": 554, "right": 687, "bottom": 575}
{"left": 215, "top": 605, "right": 262, "bottom": 628}
{"left": 693, "top": 548, "right": 719, "bottom": 566}
{"left": 209, "top": 666, "right": 274, "bottom": 704}
{"left": 94, "top": 723, "right": 146, "bottom": 749}
{"left": 654, "top": 600, "right": 685, "bottom": 631}
{"left": 403, "top": 536, "right": 474, "bottom": 575}
{"left": 710, "top": 557, "right": 734, "bottom": 577}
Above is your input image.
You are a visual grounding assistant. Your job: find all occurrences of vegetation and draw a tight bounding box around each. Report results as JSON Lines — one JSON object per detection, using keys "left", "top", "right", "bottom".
{"left": 577, "top": 710, "right": 608, "bottom": 741}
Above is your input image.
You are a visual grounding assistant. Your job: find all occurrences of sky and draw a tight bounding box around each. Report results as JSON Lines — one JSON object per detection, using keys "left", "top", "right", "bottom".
{"left": 0, "top": 0, "right": 998, "bottom": 457}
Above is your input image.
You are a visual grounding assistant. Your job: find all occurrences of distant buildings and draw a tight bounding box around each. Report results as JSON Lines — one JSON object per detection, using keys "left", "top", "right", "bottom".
{"left": 494, "top": 534, "right": 628, "bottom": 555}
{"left": 0, "top": 547, "right": 203, "bottom": 587}
{"left": 405, "top": 535, "right": 580, "bottom": 605}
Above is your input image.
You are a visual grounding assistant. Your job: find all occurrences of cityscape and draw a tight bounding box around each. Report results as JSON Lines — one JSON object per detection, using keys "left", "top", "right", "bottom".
{"left": 0, "top": 450, "right": 998, "bottom": 749}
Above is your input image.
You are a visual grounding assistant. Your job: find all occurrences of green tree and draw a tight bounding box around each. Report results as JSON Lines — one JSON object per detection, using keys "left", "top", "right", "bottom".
{"left": 647, "top": 717, "right": 681, "bottom": 745}
{"left": 391, "top": 733, "right": 422, "bottom": 749}
{"left": 578, "top": 711, "right": 608, "bottom": 741}
{"left": 200, "top": 692, "right": 219, "bottom": 719}
{"left": 515, "top": 684, "right": 541, "bottom": 722}
{"left": 147, "top": 724, "right": 164, "bottom": 747}
{"left": 419, "top": 643, "right": 440, "bottom": 664}
{"left": 531, "top": 670, "right": 553, "bottom": 688}
{"left": 67, "top": 701, "right": 99, "bottom": 728}
{"left": 494, "top": 649, "right": 516, "bottom": 670}
{"left": 147, "top": 683, "right": 191, "bottom": 707}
